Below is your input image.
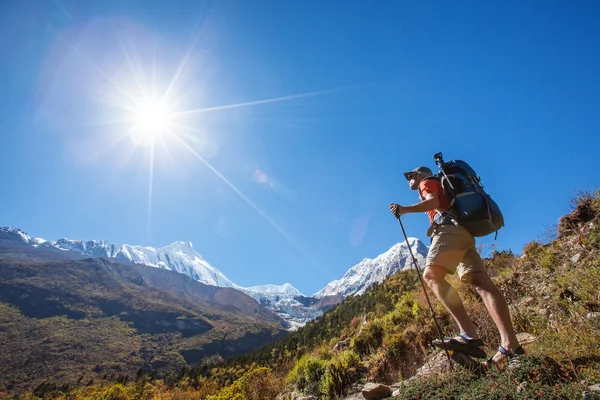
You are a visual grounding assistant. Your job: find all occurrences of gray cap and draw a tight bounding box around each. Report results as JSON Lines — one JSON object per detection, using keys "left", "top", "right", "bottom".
{"left": 403, "top": 166, "right": 433, "bottom": 180}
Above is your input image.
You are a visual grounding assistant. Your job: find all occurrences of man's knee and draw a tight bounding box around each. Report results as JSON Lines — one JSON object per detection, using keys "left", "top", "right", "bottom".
{"left": 423, "top": 265, "right": 448, "bottom": 285}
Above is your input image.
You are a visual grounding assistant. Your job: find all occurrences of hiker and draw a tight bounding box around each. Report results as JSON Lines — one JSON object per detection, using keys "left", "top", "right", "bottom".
{"left": 389, "top": 165, "right": 524, "bottom": 367}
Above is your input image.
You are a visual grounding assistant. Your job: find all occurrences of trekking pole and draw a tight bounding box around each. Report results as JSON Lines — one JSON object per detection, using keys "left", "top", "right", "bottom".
{"left": 396, "top": 215, "right": 454, "bottom": 371}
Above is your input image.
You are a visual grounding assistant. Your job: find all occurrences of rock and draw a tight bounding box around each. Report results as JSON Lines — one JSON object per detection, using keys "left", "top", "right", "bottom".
{"left": 586, "top": 312, "right": 600, "bottom": 320}
{"left": 516, "top": 332, "right": 537, "bottom": 345}
{"left": 589, "top": 383, "right": 600, "bottom": 392}
{"left": 341, "top": 392, "right": 367, "bottom": 400}
{"left": 361, "top": 383, "right": 392, "bottom": 400}
{"left": 333, "top": 339, "right": 351, "bottom": 352}
{"left": 571, "top": 253, "right": 581, "bottom": 263}
{"left": 390, "top": 380, "right": 411, "bottom": 397}
{"left": 560, "top": 288, "right": 580, "bottom": 302}
{"left": 277, "top": 391, "right": 301, "bottom": 400}
{"left": 295, "top": 395, "right": 317, "bottom": 400}
{"left": 517, "top": 381, "right": 528, "bottom": 393}
{"left": 284, "top": 392, "right": 317, "bottom": 400}
{"left": 415, "top": 351, "right": 453, "bottom": 377}
{"left": 583, "top": 391, "right": 600, "bottom": 400}
{"left": 451, "top": 352, "right": 481, "bottom": 371}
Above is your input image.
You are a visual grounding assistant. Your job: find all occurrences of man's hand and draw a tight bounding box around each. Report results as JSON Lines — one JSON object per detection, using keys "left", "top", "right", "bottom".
{"left": 389, "top": 203, "right": 407, "bottom": 218}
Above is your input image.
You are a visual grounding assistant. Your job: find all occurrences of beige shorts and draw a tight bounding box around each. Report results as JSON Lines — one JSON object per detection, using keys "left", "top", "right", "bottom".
{"left": 426, "top": 224, "right": 486, "bottom": 281}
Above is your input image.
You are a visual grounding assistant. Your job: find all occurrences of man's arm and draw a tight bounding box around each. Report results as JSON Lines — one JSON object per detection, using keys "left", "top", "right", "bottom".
{"left": 390, "top": 193, "right": 440, "bottom": 216}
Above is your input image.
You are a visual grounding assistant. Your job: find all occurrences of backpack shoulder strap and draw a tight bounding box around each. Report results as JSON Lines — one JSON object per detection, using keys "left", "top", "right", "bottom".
{"left": 419, "top": 176, "right": 459, "bottom": 223}
{"left": 418, "top": 176, "right": 440, "bottom": 200}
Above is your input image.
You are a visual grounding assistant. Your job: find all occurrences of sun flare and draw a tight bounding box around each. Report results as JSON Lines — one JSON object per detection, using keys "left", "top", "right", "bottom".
{"left": 131, "top": 98, "right": 173, "bottom": 141}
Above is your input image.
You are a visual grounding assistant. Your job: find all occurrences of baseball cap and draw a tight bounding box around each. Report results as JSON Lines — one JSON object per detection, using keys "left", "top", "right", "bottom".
{"left": 403, "top": 166, "right": 433, "bottom": 180}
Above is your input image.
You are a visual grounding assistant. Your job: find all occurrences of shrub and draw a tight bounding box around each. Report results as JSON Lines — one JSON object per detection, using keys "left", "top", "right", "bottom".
{"left": 350, "top": 316, "right": 362, "bottom": 331}
{"left": 319, "top": 350, "right": 364, "bottom": 399}
{"left": 287, "top": 354, "right": 328, "bottom": 397}
{"left": 523, "top": 241, "right": 543, "bottom": 258}
{"left": 539, "top": 248, "right": 557, "bottom": 272}
{"left": 207, "top": 367, "right": 282, "bottom": 400}
{"left": 351, "top": 321, "right": 383, "bottom": 356}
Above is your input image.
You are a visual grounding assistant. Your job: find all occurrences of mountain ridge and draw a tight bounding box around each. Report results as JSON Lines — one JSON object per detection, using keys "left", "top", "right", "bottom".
{"left": 0, "top": 227, "right": 428, "bottom": 328}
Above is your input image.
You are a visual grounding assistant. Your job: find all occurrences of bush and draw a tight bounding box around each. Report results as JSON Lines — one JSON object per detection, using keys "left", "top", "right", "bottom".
{"left": 351, "top": 321, "right": 383, "bottom": 356}
{"left": 319, "top": 351, "right": 364, "bottom": 400}
{"left": 523, "top": 241, "right": 543, "bottom": 258}
{"left": 350, "top": 316, "right": 362, "bottom": 331}
{"left": 207, "top": 367, "right": 282, "bottom": 400}
{"left": 539, "top": 248, "right": 557, "bottom": 272}
{"left": 287, "top": 354, "right": 328, "bottom": 397}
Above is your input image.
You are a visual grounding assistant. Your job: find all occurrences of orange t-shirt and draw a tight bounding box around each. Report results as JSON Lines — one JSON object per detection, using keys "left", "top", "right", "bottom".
{"left": 419, "top": 179, "right": 451, "bottom": 224}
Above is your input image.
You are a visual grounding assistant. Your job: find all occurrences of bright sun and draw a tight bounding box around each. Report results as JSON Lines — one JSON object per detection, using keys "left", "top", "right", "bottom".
{"left": 131, "top": 98, "right": 172, "bottom": 142}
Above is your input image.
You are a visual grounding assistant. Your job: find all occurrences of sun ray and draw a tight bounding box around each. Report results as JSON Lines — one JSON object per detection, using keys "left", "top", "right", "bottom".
{"left": 54, "top": 30, "right": 139, "bottom": 107}
{"left": 92, "top": 97, "right": 140, "bottom": 116}
{"left": 112, "top": 21, "right": 147, "bottom": 100}
{"left": 169, "top": 129, "right": 315, "bottom": 261}
{"left": 154, "top": 128, "right": 179, "bottom": 177}
{"left": 161, "top": 16, "right": 209, "bottom": 104}
{"left": 172, "top": 88, "right": 343, "bottom": 117}
{"left": 152, "top": 37, "right": 157, "bottom": 99}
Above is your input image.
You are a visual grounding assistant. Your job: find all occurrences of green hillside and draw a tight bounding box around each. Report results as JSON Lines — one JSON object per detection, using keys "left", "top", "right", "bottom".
{"left": 0, "top": 254, "right": 286, "bottom": 394}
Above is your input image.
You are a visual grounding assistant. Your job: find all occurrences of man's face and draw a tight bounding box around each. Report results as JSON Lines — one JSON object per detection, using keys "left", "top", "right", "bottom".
{"left": 407, "top": 173, "right": 421, "bottom": 190}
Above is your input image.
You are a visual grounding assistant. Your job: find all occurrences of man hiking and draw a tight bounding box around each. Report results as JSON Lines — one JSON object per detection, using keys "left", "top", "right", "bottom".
{"left": 389, "top": 165, "right": 524, "bottom": 367}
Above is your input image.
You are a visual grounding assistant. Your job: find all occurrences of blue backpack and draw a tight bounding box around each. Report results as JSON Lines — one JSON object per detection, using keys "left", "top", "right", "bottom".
{"left": 432, "top": 152, "right": 504, "bottom": 238}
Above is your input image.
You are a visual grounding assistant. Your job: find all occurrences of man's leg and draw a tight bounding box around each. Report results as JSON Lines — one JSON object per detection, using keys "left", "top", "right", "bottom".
{"left": 468, "top": 271, "right": 520, "bottom": 356}
{"left": 423, "top": 264, "right": 480, "bottom": 341}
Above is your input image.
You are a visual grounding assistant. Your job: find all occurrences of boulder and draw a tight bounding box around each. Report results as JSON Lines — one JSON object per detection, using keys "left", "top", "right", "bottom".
{"left": 516, "top": 332, "right": 537, "bottom": 345}
{"left": 361, "top": 383, "right": 392, "bottom": 400}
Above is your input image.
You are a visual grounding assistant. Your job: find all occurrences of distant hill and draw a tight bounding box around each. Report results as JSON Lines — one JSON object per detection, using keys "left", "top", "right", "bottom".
{"left": 0, "top": 240, "right": 286, "bottom": 393}
{"left": 0, "top": 227, "right": 428, "bottom": 329}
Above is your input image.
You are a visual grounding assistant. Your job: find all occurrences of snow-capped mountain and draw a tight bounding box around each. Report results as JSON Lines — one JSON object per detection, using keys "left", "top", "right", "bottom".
{"left": 245, "top": 283, "right": 303, "bottom": 298}
{"left": 314, "top": 238, "right": 428, "bottom": 299}
{"left": 1, "top": 227, "right": 428, "bottom": 329}
{"left": 0, "top": 227, "right": 46, "bottom": 245}
{"left": 240, "top": 284, "right": 322, "bottom": 330}
{"left": 0, "top": 227, "right": 234, "bottom": 288}
{"left": 49, "top": 238, "right": 235, "bottom": 288}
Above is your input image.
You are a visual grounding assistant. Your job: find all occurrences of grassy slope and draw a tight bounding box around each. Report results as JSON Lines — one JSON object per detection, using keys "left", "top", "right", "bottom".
{"left": 0, "top": 256, "right": 286, "bottom": 394}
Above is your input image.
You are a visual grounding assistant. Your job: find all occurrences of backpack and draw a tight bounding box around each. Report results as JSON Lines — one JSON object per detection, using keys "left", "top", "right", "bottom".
{"left": 430, "top": 152, "right": 504, "bottom": 238}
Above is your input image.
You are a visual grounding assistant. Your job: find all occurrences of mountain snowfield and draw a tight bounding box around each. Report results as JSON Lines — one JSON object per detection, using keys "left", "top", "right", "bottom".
{"left": 0, "top": 227, "right": 427, "bottom": 328}
{"left": 314, "top": 238, "right": 428, "bottom": 299}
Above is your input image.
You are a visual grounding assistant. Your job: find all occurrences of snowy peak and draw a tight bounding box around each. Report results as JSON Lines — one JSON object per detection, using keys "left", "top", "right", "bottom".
{"left": 245, "top": 283, "right": 304, "bottom": 297}
{"left": 239, "top": 283, "right": 318, "bottom": 331}
{"left": 163, "top": 241, "right": 200, "bottom": 258}
{"left": 0, "top": 227, "right": 235, "bottom": 289}
{"left": 314, "top": 238, "right": 428, "bottom": 299}
{"left": 0, "top": 227, "right": 45, "bottom": 245}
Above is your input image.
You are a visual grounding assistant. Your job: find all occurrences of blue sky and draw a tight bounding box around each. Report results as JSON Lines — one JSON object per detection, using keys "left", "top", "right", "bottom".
{"left": 0, "top": 0, "right": 598, "bottom": 296}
